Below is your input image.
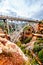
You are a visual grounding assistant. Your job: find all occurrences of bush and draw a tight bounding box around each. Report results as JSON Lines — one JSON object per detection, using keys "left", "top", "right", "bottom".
{"left": 23, "top": 37, "right": 32, "bottom": 44}
{"left": 33, "top": 45, "right": 41, "bottom": 52}
{"left": 36, "top": 38, "right": 43, "bottom": 43}
{"left": 38, "top": 49, "right": 43, "bottom": 62}
{"left": 16, "top": 41, "right": 22, "bottom": 47}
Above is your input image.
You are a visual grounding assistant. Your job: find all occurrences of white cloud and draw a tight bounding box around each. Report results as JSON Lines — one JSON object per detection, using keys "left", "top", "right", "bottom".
{"left": 0, "top": 0, "right": 43, "bottom": 19}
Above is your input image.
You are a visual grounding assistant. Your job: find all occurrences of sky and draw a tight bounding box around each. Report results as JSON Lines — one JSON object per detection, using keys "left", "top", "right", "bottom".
{"left": 0, "top": 0, "right": 43, "bottom": 20}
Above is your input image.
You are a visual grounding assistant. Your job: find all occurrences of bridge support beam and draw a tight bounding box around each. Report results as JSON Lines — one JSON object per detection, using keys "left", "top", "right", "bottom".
{"left": 3, "top": 19, "right": 9, "bottom": 34}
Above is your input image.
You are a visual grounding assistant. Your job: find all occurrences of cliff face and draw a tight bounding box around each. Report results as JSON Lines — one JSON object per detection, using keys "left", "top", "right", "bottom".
{"left": 0, "top": 52, "right": 24, "bottom": 65}
{"left": 0, "top": 37, "right": 28, "bottom": 65}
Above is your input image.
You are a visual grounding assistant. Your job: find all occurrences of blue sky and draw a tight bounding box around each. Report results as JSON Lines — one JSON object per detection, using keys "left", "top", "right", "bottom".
{"left": 0, "top": 0, "right": 43, "bottom": 20}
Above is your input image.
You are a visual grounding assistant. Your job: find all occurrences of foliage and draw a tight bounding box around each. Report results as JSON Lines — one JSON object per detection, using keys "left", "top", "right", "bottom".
{"left": 38, "top": 49, "right": 43, "bottom": 62}
{"left": 23, "top": 37, "right": 32, "bottom": 44}
{"left": 36, "top": 38, "right": 43, "bottom": 43}
{"left": 31, "top": 58, "right": 39, "bottom": 65}
{"left": 16, "top": 41, "right": 22, "bottom": 47}
{"left": 23, "top": 26, "right": 31, "bottom": 31}
{"left": 33, "top": 45, "right": 42, "bottom": 52}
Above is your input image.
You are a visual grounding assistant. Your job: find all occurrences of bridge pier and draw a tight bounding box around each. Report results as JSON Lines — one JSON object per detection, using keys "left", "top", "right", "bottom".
{"left": 3, "top": 19, "right": 9, "bottom": 34}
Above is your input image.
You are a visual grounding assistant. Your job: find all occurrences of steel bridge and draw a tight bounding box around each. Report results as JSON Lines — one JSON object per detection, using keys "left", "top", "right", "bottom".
{"left": 0, "top": 15, "right": 40, "bottom": 23}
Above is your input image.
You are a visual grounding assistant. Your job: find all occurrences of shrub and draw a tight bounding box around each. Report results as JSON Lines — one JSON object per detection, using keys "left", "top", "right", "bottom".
{"left": 33, "top": 45, "right": 41, "bottom": 52}
{"left": 38, "top": 49, "right": 43, "bottom": 62}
